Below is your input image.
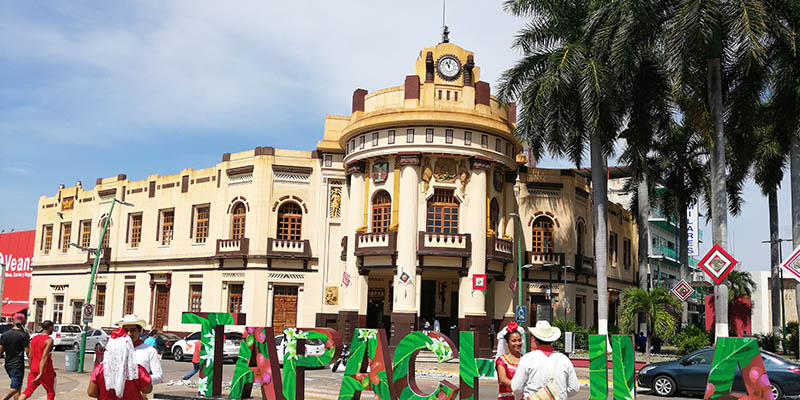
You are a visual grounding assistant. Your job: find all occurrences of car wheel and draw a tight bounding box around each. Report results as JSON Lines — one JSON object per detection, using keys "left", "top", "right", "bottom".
{"left": 72, "top": 343, "right": 80, "bottom": 352}
{"left": 652, "top": 375, "right": 677, "bottom": 397}
{"left": 771, "top": 383, "right": 783, "bottom": 400}
{"left": 173, "top": 347, "right": 184, "bottom": 362}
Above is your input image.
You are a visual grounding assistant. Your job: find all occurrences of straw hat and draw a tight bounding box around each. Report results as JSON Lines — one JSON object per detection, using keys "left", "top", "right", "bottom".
{"left": 118, "top": 314, "right": 147, "bottom": 328}
{"left": 527, "top": 320, "right": 562, "bottom": 343}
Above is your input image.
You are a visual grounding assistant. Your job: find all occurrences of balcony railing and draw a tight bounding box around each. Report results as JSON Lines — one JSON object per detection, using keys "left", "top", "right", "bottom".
{"left": 354, "top": 231, "right": 397, "bottom": 257}
{"left": 216, "top": 238, "right": 250, "bottom": 257}
{"left": 87, "top": 247, "right": 111, "bottom": 266}
{"left": 527, "top": 251, "right": 565, "bottom": 267}
{"left": 575, "top": 254, "right": 594, "bottom": 275}
{"left": 266, "top": 238, "right": 312, "bottom": 260}
{"left": 486, "top": 237, "right": 513, "bottom": 264}
{"left": 417, "top": 232, "right": 472, "bottom": 258}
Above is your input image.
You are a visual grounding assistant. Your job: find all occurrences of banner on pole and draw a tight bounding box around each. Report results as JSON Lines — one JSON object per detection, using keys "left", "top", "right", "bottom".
{"left": 687, "top": 203, "right": 699, "bottom": 257}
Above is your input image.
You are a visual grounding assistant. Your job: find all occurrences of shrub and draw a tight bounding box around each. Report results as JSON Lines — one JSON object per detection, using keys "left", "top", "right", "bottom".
{"left": 784, "top": 321, "right": 799, "bottom": 359}
{"left": 674, "top": 324, "right": 711, "bottom": 354}
{"left": 754, "top": 333, "right": 781, "bottom": 353}
{"left": 551, "top": 318, "right": 594, "bottom": 350}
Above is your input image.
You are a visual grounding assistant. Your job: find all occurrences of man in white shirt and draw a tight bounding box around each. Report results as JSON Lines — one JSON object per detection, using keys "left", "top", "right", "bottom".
{"left": 511, "top": 320, "right": 580, "bottom": 400}
{"left": 120, "top": 314, "right": 164, "bottom": 385}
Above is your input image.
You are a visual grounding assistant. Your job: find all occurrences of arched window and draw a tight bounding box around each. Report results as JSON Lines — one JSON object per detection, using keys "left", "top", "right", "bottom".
{"left": 576, "top": 220, "right": 586, "bottom": 257}
{"left": 231, "top": 203, "right": 246, "bottom": 240}
{"left": 426, "top": 189, "right": 459, "bottom": 234}
{"left": 98, "top": 217, "right": 112, "bottom": 248}
{"left": 489, "top": 198, "right": 500, "bottom": 235}
{"left": 532, "top": 216, "right": 554, "bottom": 253}
{"left": 277, "top": 203, "right": 302, "bottom": 241}
{"left": 371, "top": 191, "right": 392, "bottom": 232}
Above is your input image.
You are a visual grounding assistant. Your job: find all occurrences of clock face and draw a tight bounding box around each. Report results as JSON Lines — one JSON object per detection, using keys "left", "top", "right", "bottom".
{"left": 437, "top": 55, "right": 461, "bottom": 80}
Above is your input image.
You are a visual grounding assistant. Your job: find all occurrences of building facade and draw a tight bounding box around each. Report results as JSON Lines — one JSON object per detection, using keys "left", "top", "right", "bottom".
{"left": 30, "top": 41, "right": 639, "bottom": 353}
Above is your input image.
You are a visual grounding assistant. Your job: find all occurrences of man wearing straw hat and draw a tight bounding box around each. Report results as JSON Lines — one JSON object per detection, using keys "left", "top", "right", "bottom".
{"left": 119, "top": 314, "right": 163, "bottom": 385}
{"left": 511, "top": 320, "right": 580, "bottom": 400}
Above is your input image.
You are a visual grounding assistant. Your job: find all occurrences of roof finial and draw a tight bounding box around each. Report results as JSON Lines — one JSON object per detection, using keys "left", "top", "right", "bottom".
{"left": 441, "top": 0, "right": 450, "bottom": 43}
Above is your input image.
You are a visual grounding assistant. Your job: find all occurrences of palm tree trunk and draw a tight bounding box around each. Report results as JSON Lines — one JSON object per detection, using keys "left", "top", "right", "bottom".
{"left": 637, "top": 175, "right": 651, "bottom": 337}
{"left": 769, "top": 188, "right": 782, "bottom": 343}
{"left": 679, "top": 204, "right": 689, "bottom": 325}
{"left": 791, "top": 134, "right": 800, "bottom": 358}
{"left": 645, "top": 324, "right": 652, "bottom": 365}
{"left": 591, "top": 134, "right": 610, "bottom": 335}
{"left": 707, "top": 56, "right": 729, "bottom": 339}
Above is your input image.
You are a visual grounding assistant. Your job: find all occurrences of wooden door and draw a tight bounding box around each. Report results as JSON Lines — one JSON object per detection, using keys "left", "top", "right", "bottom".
{"left": 272, "top": 286, "right": 298, "bottom": 335}
{"left": 153, "top": 285, "right": 169, "bottom": 330}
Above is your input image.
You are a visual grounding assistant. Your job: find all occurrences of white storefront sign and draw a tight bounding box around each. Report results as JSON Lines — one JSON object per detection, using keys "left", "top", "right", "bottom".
{"left": 687, "top": 202, "right": 699, "bottom": 256}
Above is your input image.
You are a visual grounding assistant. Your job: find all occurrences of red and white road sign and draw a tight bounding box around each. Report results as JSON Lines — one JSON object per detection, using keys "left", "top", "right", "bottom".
{"left": 698, "top": 243, "right": 738, "bottom": 284}
{"left": 671, "top": 280, "right": 694, "bottom": 301}
{"left": 509, "top": 277, "right": 517, "bottom": 292}
{"left": 342, "top": 271, "right": 351, "bottom": 287}
{"left": 781, "top": 243, "right": 800, "bottom": 282}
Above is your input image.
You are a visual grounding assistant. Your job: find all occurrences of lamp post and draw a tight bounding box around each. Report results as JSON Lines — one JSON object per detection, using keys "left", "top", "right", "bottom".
{"left": 76, "top": 198, "right": 133, "bottom": 373}
{"left": 509, "top": 212, "right": 533, "bottom": 352}
{"left": 761, "top": 238, "right": 789, "bottom": 347}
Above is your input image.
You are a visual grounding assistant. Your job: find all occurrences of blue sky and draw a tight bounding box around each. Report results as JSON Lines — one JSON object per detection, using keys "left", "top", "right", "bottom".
{"left": 0, "top": 1, "right": 795, "bottom": 272}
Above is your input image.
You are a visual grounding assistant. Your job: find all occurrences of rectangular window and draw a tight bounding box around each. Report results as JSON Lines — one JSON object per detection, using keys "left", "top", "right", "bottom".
{"left": 372, "top": 132, "right": 379, "bottom": 146}
{"left": 194, "top": 205, "right": 210, "bottom": 243}
{"left": 425, "top": 189, "right": 459, "bottom": 234}
{"left": 80, "top": 220, "right": 92, "bottom": 248}
{"left": 388, "top": 130, "right": 395, "bottom": 144}
{"left": 52, "top": 295, "right": 64, "bottom": 324}
{"left": 60, "top": 222, "right": 72, "bottom": 253}
{"left": 481, "top": 135, "right": 488, "bottom": 149}
{"left": 124, "top": 285, "right": 135, "bottom": 315}
{"left": 95, "top": 284, "right": 106, "bottom": 316}
{"left": 445, "top": 129, "right": 453, "bottom": 144}
{"left": 623, "top": 238, "right": 632, "bottom": 269}
{"left": 189, "top": 284, "right": 203, "bottom": 313}
{"left": 406, "top": 129, "right": 415, "bottom": 143}
{"left": 324, "top": 154, "right": 332, "bottom": 167}
{"left": 465, "top": 131, "right": 472, "bottom": 145}
{"left": 161, "top": 210, "right": 174, "bottom": 245}
{"left": 72, "top": 301, "right": 83, "bottom": 325}
{"left": 496, "top": 138, "right": 502, "bottom": 152}
{"left": 426, "top": 128, "right": 434, "bottom": 143}
{"left": 129, "top": 214, "right": 142, "bottom": 248}
{"left": 506, "top": 143, "right": 512, "bottom": 156}
{"left": 35, "top": 300, "right": 44, "bottom": 327}
{"left": 228, "top": 284, "right": 243, "bottom": 314}
{"left": 359, "top": 135, "right": 365, "bottom": 149}
{"left": 609, "top": 232, "right": 618, "bottom": 267}
{"left": 42, "top": 225, "right": 53, "bottom": 255}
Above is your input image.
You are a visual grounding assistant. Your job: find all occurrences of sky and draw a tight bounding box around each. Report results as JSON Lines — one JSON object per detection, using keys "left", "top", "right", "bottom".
{"left": 0, "top": 1, "right": 796, "bottom": 273}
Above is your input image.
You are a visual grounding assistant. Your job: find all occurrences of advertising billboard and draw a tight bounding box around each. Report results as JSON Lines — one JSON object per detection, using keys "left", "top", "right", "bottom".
{"left": 0, "top": 231, "right": 34, "bottom": 317}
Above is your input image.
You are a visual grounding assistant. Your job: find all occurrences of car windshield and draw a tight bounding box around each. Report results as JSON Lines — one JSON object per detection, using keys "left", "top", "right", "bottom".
{"left": 61, "top": 326, "right": 81, "bottom": 333}
{"left": 225, "top": 332, "right": 242, "bottom": 340}
{"left": 161, "top": 333, "right": 181, "bottom": 341}
{"left": 307, "top": 339, "right": 324, "bottom": 346}
{"left": 761, "top": 351, "right": 787, "bottom": 365}
{"left": 685, "top": 350, "right": 713, "bottom": 365}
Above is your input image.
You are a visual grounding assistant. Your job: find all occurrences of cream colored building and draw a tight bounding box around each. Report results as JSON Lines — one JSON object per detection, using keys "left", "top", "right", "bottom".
{"left": 29, "top": 41, "right": 639, "bottom": 354}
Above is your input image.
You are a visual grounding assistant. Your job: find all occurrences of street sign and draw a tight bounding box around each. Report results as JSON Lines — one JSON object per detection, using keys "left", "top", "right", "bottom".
{"left": 398, "top": 272, "right": 411, "bottom": 285}
{"left": 781, "top": 243, "right": 800, "bottom": 282}
{"left": 687, "top": 203, "right": 699, "bottom": 256}
{"left": 698, "top": 243, "right": 738, "bottom": 284}
{"left": 509, "top": 277, "right": 517, "bottom": 292}
{"left": 671, "top": 279, "right": 695, "bottom": 301}
{"left": 82, "top": 304, "right": 94, "bottom": 324}
{"left": 515, "top": 305, "right": 527, "bottom": 323}
{"left": 341, "top": 271, "right": 351, "bottom": 287}
{"left": 472, "top": 274, "right": 486, "bottom": 290}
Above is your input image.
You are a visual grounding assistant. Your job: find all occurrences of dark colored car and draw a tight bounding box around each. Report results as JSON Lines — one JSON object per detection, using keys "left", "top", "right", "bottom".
{"left": 638, "top": 347, "right": 800, "bottom": 400}
{"left": 154, "top": 333, "right": 182, "bottom": 356}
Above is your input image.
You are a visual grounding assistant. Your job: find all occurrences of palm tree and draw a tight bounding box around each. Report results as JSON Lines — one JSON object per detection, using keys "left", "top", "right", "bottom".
{"left": 619, "top": 287, "right": 681, "bottom": 363}
{"left": 726, "top": 270, "right": 756, "bottom": 301}
{"left": 668, "top": 0, "right": 772, "bottom": 338}
{"left": 499, "top": 0, "right": 623, "bottom": 335}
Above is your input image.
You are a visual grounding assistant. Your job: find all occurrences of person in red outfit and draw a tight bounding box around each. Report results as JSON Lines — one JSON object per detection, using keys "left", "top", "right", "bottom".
{"left": 19, "top": 321, "right": 56, "bottom": 400}
{"left": 88, "top": 327, "right": 152, "bottom": 400}
{"left": 494, "top": 321, "right": 525, "bottom": 399}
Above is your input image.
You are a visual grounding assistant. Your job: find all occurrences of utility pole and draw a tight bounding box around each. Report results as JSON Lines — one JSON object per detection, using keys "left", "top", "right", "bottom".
{"left": 761, "top": 238, "right": 789, "bottom": 348}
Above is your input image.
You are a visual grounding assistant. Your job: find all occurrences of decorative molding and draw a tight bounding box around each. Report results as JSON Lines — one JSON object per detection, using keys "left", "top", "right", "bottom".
{"left": 397, "top": 152, "right": 422, "bottom": 166}
{"left": 470, "top": 156, "right": 492, "bottom": 170}
{"left": 272, "top": 165, "right": 313, "bottom": 175}
{"left": 346, "top": 160, "right": 367, "bottom": 174}
{"left": 226, "top": 165, "right": 254, "bottom": 176}
{"left": 226, "top": 196, "right": 250, "bottom": 213}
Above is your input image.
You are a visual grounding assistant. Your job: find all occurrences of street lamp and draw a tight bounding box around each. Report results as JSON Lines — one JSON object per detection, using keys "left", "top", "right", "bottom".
{"left": 509, "top": 212, "right": 527, "bottom": 351}
{"left": 77, "top": 198, "right": 134, "bottom": 373}
{"left": 761, "top": 238, "right": 790, "bottom": 348}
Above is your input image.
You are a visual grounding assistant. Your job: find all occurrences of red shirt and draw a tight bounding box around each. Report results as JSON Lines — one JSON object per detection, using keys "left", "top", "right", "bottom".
{"left": 192, "top": 341, "right": 202, "bottom": 364}
{"left": 90, "top": 364, "right": 151, "bottom": 400}
{"left": 29, "top": 334, "right": 54, "bottom": 375}
{"left": 495, "top": 354, "right": 519, "bottom": 399}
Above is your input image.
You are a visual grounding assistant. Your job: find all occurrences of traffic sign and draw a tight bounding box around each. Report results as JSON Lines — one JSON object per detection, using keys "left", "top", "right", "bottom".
{"left": 82, "top": 304, "right": 94, "bottom": 324}
{"left": 697, "top": 243, "right": 738, "bottom": 284}
{"left": 781, "top": 243, "right": 800, "bottom": 282}
{"left": 342, "top": 271, "right": 351, "bottom": 287}
{"left": 671, "top": 280, "right": 695, "bottom": 301}
{"left": 515, "top": 305, "right": 527, "bottom": 323}
{"left": 509, "top": 277, "right": 517, "bottom": 292}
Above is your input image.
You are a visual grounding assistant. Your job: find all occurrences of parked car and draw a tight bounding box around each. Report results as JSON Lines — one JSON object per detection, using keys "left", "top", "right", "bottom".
{"left": 50, "top": 324, "right": 83, "bottom": 351}
{"left": 638, "top": 347, "right": 800, "bottom": 400}
{"left": 153, "top": 332, "right": 182, "bottom": 356}
{"left": 71, "top": 328, "right": 109, "bottom": 353}
{"left": 171, "top": 331, "right": 242, "bottom": 362}
{"left": 274, "top": 335, "right": 325, "bottom": 366}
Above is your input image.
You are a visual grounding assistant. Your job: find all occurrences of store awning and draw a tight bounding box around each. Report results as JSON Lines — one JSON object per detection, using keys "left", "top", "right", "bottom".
{"left": 1, "top": 304, "right": 28, "bottom": 317}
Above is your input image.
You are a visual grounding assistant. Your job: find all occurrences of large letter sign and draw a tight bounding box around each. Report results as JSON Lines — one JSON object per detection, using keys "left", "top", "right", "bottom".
{"left": 392, "top": 331, "right": 459, "bottom": 400}
{"left": 229, "top": 327, "right": 283, "bottom": 400}
{"left": 281, "top": 328, "right": 342, "bottom": 400}
{"left": 458, "top": 331, "right": 480, "bottom": 400}
{"left": 611, "top": 336, "right": 636, "bottom": 400}
{"left": 181, "top": 312, "right": 246, "bottom": 397}
{"left": 338, "top": 329, "right": 396, "bottom": 400}
{"left": 588, "top": 335, "right": 608, "bottom": 400}
{"left": 704, "top": 338, "right": 772, "bottom": 399}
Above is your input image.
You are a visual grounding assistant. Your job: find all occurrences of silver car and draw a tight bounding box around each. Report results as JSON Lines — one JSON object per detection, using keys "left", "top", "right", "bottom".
{"left": 72, "top": 329, "right": 109, "bottom": 353}
{"left": 50, "top": 324, "right": 83, "bottom": 350}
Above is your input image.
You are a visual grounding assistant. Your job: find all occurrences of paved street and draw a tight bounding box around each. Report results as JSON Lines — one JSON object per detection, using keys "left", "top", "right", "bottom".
{"left": 0, "top": 351, "right": 704, "bottom": 399}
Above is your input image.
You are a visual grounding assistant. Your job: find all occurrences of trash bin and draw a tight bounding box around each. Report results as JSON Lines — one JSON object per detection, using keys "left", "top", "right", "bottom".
{"left": 65, "top": 350, "right": 79, "bottom": 372}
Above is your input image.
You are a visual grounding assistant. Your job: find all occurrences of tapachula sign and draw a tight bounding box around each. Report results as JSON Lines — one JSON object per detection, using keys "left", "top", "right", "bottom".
{"left": 181, "top": 313, "right": 773, "bottom": 400}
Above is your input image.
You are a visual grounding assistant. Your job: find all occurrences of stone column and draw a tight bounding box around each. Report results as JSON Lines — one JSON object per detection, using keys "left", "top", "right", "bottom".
{"left": 391, "top": 153, "right": 421, "bottom": 346}
{"left": 338, "top": 161, "right": 366, "bottom": 344}
{"left": 459, "top": 156, "right": 492, "bottom": 356}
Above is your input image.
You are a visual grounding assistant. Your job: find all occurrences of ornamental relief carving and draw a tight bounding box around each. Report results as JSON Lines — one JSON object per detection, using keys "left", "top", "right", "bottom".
{"left": 421, "top": 158, "right": 433, "bottom": 193}
{"left": 434, "top": 158, "right": 457, "bottom": 183}
{"left": 329, "top": 187, "right": 342, "bottom": 218}
{"left": 457, "top": 160, "right": 471, "bottom": 195}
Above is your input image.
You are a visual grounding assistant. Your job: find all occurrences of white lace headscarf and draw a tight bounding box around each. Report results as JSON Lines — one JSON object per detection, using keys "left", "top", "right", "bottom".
{"left": 103, "top": 328, "right": 139, "bottom": 397}
{"left": 495, "top": 322, "right": 526, "bottom": 360}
